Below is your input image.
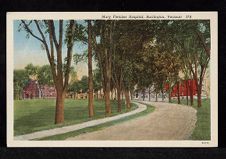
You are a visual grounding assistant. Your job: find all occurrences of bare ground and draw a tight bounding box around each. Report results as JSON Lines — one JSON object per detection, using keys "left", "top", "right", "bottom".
{"left": 67, "top": 101, "right": 197, "bottom": 140}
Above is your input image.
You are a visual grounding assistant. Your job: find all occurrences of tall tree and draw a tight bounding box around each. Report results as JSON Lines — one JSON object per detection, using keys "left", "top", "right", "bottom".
{"left": 173, "top": 21, "right": 210, "bottom": 107}
{"left": 93, "top": 21, "right": 114, "bottom": 115}
{"left": 155, "top": 20, "right": 210, "bottom": 107}
{"left": 20, "top": 20, "right": 77, "bottom": 124}
{"left": 87, "top": 20, "right": 94, "bottom": 117}
{"left": 113, "top": 21, "right": 156, "bottom": 108}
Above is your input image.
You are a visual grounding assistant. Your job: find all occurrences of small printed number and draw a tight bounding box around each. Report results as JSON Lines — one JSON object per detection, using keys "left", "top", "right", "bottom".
{"left": 186, "top": 15, "right": 192, "bottom": 19}
{"left": 202, "top": 141, "right": 209, "bottom": 144}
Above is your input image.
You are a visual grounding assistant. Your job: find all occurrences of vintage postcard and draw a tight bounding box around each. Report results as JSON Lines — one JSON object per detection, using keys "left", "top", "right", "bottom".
{"left": 7, "top": 12, "right": 218, "bottom": 147}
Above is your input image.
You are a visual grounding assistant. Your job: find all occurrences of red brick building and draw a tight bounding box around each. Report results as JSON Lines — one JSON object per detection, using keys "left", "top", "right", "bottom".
{"left": 164, "top": 79, "right": 197, "bottom": 97}
{"left": 23, "top": 80, "right": 56, "bottom": 99}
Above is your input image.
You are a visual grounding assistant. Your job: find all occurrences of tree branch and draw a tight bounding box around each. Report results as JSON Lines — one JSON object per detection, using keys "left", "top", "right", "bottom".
{"left": 21, "top": 20, "right": 44, "bottom": 43}
{"left": 59, "top": 20, "right": 63, "bottom": 50}
{"left": 64, "top": 20, "right": 75, "bottom": 91}
{"left": 34, "top": 20, "right": 58, "bottom": 85}
{"left": 196, "top": 30, "right": 210, "bottom": 58}
{"left": 45, "top": 21, "right": 57, "bottom": 84}
{"left": 34, "top": 21, "right": 51, "bottom": 62}
{"left": 48, "top": 20, "right": 59, "bottom": 50}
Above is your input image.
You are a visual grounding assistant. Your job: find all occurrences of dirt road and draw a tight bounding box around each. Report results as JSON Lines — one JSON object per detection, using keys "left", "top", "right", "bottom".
{"left": 67, "top": 101, "right": 197, "bottom": 140}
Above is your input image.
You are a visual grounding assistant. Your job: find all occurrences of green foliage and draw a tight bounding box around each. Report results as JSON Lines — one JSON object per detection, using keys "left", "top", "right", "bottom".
{"left": 68, "top": 75, "right": 88, "bottom": 93}
{"left": 37, "top": 65, "right": 54, "bottom": 86}
{"left": 73, "top": 51, "right": 88, "bottom": 64}
{"left": 69, "top": 67, "right": 78, "bottom": 84}
{"left": 25, "top": 63, "right": 39, "bottom": 77}
{"left": 68, "top": 81, "right": 81, "bottom": 93}
{"left": 14, "top": 69, "right": 29, "bottom": 99}
{"left": 65, "top": 21, "right": 87, "bottom": 45}
{"left": 157, "top": 20, "right": 210, "bottom": 74}
{"left": 93, "top": 68, "right": 102, "bottom": 92}
{"left": 79, "top": 76, "right": 89, "bottom": 92}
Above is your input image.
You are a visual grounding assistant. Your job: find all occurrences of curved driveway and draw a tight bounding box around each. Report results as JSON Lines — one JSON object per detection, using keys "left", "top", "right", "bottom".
{"left": 67, "top": 101, "right": 197, "bottom": 140}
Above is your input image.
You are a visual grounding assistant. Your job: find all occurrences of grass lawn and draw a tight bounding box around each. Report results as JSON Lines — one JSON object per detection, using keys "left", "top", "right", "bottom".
{"left": 39, "top": 104, "right": 155, "bottom": 140}
{"left": 171, "top": 98, "right": 210, "bottom": 140}
{"left": 14, "top": 99, "right": 137, "bottom": 136}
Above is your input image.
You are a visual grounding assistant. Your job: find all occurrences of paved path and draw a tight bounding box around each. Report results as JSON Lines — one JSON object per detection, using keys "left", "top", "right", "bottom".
{"left": 14, "top": 102, "right": 147, "bottom": 140}
{"left": 67, "top": 101, "right": 197, "bottom": 140}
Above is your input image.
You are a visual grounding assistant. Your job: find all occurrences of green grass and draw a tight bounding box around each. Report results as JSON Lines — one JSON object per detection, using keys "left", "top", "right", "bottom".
{"left": 39, "top": 104, "right": 155, "bottom": 140}
{"left": 14, "top": 99, "right": 137, "bottom": 136}
{"left": 171, "top": 98, "right": 210, "bottom": 140}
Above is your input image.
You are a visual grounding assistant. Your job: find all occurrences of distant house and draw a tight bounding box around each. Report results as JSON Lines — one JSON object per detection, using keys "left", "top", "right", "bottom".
{"left": 23, "top": 80, "right": 40, "bottom": 99}
{"left": 164, "top": 79, "right": 198, "bottom": 97}
{"left": 133, "top": 79, "right": 199, "bottom": 101}
{"left": 66, "top": 91, "right": 88, "bottom": 100}
{"left": 39, "top": 85, "right": 57, "bottom": 98}
{"left": 67, "top": 89, "right": 106, "bottom": 100}
{"left": 23, "top": 80, "right": 56, "bottom": 99}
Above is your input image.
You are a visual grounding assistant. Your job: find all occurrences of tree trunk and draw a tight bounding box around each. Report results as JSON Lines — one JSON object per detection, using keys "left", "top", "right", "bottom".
{"left": 197, "top": 85, "right": 202, "bottom": 107}
{"left": 124, "top": 90, "right": 131, "bottom": 109}
{"left": 88, "top": 20, "right": 94, "bottom": 118}
{"left": 142, "top": 89, "right": 145, "bottom": 101}
{"left": 105, "top": 88, "right": 111, "bottom": 115}
{"left": 197, "top": 80, "right": 203, "bottom": 107}
{"left": 105, "top": 85, "right": 111, "bottom": 115}
{"left": 169, "top": 94, "right": 171, "bottom": 103}
{"left": 177, "top": 82, "right": 181, "bottom": 104}
{"left": 168, "top": 87, "right": 171, "bottom": 103}
{"left": 88, "top": 85, "right": 94, "bottom": 117}
{"left": 197, "top": 67, "right": 205, "bottom": 107}
{"left": 96, "top": 91, "right": 99, "bottom": 100}
{"left": 103, "top": 21, "right": 114, "bottom": 115}
{"left": 130, "top": 90, "right": 133, "bottom": 100}
{"left": 155, "top": 92, "right": 158, "bottom": 102}
{"left": 111, "top": 90, "right": 114, "bottom": 100}
{"left": 100, "top": 90, "right": 102, "bottom": 99}
{"left": 116, "top": 86, "right": 121, "bottom": 112}
{"left": 55, "top": 90, "right": 65, "bottom": 124}
{"left": 148, "top": 87, "right": 151, "bottom": 101}
{"left": 186, "top": 80, "right": 189, "bottom": 105}
{"left": 105, "top": 51, "right": 112, "bottom": 115}
{"left": 190, "top": 80, "right": 194, "bottom": 106}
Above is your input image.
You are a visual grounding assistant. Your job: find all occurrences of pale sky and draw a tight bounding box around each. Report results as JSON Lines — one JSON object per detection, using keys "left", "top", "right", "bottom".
{"left": 13, "top": 20, "right": 93, "bottom": 79}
